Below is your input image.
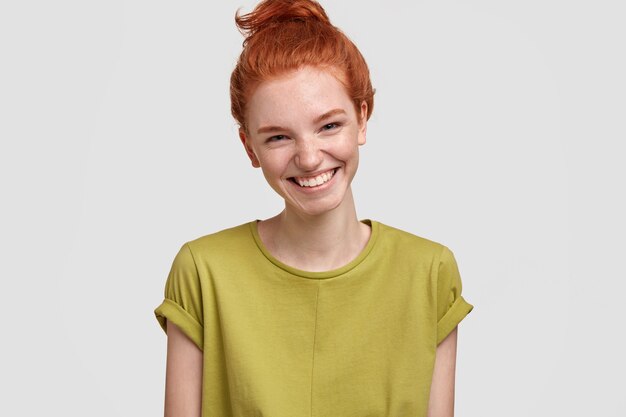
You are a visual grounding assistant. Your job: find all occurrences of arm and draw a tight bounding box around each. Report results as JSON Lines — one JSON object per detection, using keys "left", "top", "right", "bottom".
{"left": 164, "top": 319, "right": 203, "bottom": 417}
{"left": 427, "top": 325, "right": 458, "bottom": 417}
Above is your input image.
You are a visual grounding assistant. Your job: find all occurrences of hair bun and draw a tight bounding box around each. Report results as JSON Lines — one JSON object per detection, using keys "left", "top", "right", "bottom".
{"left": 235, "top": 0, "right": 330, "bottom": 39}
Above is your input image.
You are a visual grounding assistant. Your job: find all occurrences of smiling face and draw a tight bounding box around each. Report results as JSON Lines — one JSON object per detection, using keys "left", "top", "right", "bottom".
{"left": 239, "top": 65, "right": 367, "bottom": 217}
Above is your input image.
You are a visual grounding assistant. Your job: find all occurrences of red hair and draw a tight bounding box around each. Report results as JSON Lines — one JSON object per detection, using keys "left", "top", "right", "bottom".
{"left": 230, "top": 0, "right": 375, "bottom": 132}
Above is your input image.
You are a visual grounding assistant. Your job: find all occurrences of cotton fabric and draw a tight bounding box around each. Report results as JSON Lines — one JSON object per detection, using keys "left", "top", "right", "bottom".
{"left": 154, "top": 219, "right": 474, "bottom": 417}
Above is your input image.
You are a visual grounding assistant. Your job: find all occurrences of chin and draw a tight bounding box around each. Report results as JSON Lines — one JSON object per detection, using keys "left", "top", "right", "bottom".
{"left": 273, "top": 174, "right": 354, "bottom": 216}
{"left": 288, "top": 194, "right": 347, "bottom": 217}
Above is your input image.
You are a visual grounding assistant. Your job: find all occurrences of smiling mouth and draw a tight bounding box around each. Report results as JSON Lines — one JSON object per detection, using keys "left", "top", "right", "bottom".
{"left": 288, "top": 168, "right": 338, "bottom": 188}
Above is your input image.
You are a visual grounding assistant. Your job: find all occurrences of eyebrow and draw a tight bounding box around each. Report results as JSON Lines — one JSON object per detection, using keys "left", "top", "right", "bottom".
{"left": 256, "top": 108, "right": 347, "bottom": 134}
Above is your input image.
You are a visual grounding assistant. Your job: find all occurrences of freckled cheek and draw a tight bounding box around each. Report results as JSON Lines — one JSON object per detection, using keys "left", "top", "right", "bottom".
{"left": 326, "top": 141, "right": 360, "bottom": 162}
{"left": 257, "top": 153, "right": 292, "bottom": 179}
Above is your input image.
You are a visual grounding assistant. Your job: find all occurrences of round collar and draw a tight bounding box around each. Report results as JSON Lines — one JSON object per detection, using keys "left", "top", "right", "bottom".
{"left": 248, "top": 219, "right": 379, "bottom": 280}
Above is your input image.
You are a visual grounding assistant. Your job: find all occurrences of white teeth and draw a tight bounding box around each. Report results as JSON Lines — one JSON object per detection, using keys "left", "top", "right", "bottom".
{"left": 295, "top": 169, "right": 335, "bottom": 188}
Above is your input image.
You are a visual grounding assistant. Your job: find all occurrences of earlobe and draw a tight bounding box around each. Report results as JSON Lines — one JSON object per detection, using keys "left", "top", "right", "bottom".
{"left": 239, "top": 128, "right": 261, "bottom": 168}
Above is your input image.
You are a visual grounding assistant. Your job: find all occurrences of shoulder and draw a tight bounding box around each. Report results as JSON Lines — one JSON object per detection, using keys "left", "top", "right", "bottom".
{"left": 373, "top": 220, "right": 449, "bottom": 261}
{"left": 183, "top": 221, "right": 256, "bottom": 259}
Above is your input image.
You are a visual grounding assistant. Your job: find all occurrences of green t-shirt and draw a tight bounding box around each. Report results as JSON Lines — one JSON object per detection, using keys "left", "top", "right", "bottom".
{"left": 154, "top": 219, "right": 474, "bottom": 416}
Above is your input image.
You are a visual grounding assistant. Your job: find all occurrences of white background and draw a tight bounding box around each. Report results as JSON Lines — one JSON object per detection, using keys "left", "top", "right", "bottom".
{"left": 1, "top": 0, "right": 624, "bottom": 415}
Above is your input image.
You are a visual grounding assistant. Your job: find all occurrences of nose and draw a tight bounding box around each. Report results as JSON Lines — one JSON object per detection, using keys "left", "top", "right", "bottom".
{"left": 294, "top": 138, "right": 323, "bottom": 171}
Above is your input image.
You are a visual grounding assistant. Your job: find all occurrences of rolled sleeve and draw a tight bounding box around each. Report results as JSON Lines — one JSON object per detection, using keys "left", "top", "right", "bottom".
{"left": 154, "top": 242, "right": 204, "bottom": 350}
{"left": 436, "top": 246, "right": 474, "bottom": 345}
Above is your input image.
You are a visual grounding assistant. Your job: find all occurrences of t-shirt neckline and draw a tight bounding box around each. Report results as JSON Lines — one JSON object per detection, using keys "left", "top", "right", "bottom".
{"left": 248, "top": 219, "right": 379, "bottom": 280}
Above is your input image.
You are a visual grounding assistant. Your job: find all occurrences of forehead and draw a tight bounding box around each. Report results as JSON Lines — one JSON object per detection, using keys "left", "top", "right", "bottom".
{"left": 245, "top": 66, "right": 354, "bottom": 128}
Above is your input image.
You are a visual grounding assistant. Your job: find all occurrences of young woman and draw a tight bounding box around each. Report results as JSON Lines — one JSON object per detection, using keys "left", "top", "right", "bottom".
{"left": 154, "top": 1, "right": 474, "bottom": 416}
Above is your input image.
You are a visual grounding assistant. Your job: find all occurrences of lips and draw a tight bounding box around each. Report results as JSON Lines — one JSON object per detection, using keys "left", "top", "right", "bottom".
{"left": 289, "top": 168, "right": 338, "bottom": 188}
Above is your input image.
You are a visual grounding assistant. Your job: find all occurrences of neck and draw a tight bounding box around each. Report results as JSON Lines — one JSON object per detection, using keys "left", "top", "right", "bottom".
{"left": 259, "top": 188, "right": 370, "bottom": 271}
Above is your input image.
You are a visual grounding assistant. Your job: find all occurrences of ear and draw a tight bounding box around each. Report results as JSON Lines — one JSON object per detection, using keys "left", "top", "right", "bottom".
{"left": 239, "top": 127, "right": 261, "bottom": 168}
{"left": 357, "top": 101, "right": 368, "bottom": 146}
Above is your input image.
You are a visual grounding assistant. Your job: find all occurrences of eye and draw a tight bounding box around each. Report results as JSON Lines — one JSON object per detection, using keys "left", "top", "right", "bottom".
{"left": 267, "top": 134, "right": 287, "bottom": 142}
{"left": 322, "top": 122, "right": 341, "bottom": 131}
